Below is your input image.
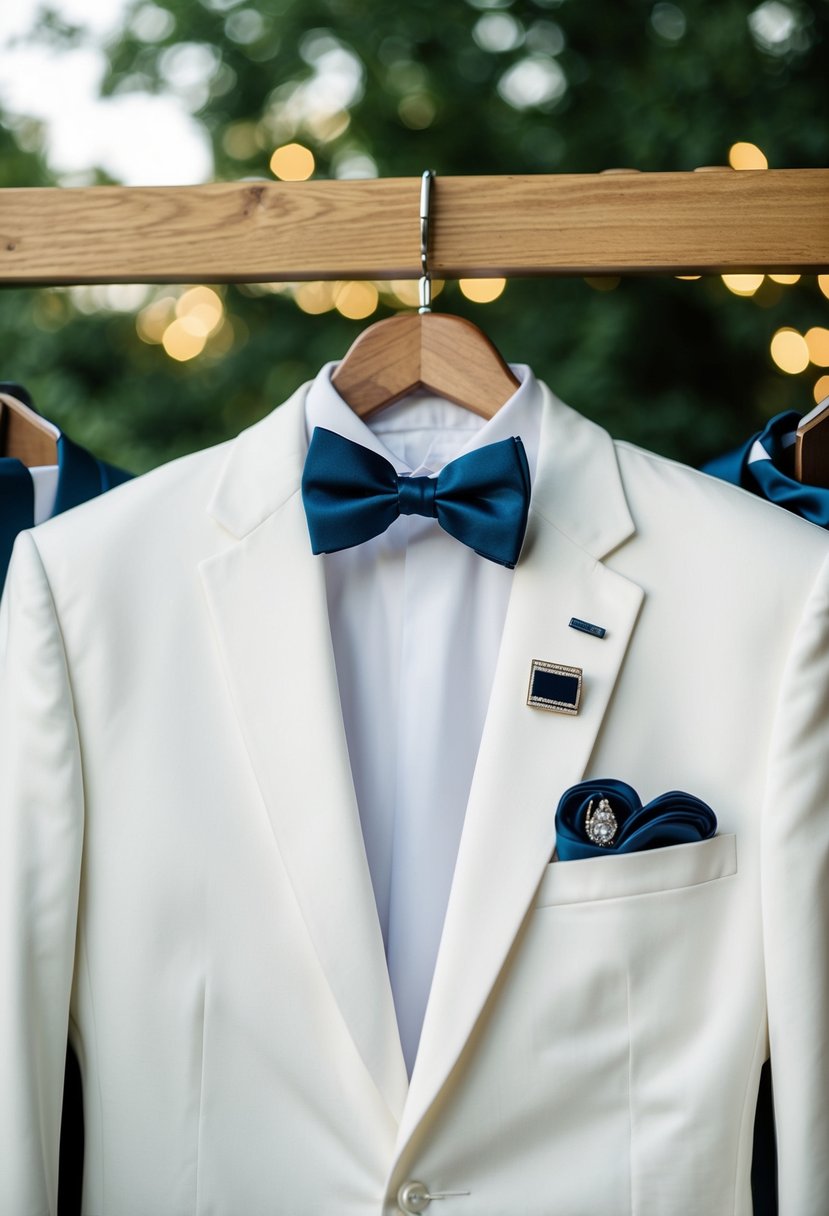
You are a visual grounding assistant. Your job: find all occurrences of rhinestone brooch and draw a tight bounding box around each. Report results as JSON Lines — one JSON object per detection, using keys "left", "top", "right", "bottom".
{"left": 585, "top": 797, "right": 618, "bottom": 847}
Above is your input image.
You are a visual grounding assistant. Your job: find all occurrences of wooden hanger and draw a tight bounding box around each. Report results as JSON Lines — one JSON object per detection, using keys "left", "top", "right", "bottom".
{"left": 331, "top": 171, "right": 519, "bottom": 420}
{"left": 331, "top": 311, "right": 520, "bottom": 419}
{"left": 795, "top": 396, "right": 829, "bottom": 488}
{"left": 0, "top": 390, "right": 59, "bottom": 466}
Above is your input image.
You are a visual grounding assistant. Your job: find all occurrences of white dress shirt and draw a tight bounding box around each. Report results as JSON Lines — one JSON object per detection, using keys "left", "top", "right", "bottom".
{"left": 304, "top": 361, "right": 542, "bottom": 1073}
{"left": 31, "top": 466, "right": 59, "bottom": 524}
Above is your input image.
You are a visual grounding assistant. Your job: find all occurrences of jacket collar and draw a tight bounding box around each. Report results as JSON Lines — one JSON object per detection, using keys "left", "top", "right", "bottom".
{"left": 207, "top": 376, "right": 635, "bottom": 562}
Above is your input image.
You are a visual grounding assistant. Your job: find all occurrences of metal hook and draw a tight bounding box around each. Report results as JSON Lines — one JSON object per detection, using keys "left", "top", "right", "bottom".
{"left": 418, "top": 169, "right": 434, "bottom": 315}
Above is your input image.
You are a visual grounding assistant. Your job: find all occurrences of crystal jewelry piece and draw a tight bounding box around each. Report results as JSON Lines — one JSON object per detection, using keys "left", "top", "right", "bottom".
{"left": 526, "top": 659, "right": 583, "bottom": 714}
{"left": 585, "top": 797, "right": 618, "bottom": 846}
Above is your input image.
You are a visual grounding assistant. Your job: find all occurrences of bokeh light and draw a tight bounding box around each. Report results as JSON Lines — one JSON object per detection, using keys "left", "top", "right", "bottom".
{"left": 459, "top": 278, "right": 507, "bottom": 303}
{"left": 382, "top": 280, "right": 445, "bottom": 308}
{"left": 136, "top": 296, "right": 177, "bottom": 344}
{"left": 334, "top": 281, "right": 379, "bottom": 319}
{"left": 293, "top": 281, "right": 337, "bottom": 315}
{"left": 728, "top": 142, "right": 768, "bottom": 170}
{"left": 805, "top": 327, "right": 829, "bottom": 367}
{"left": 722, "top": 274, "right": 764, "bottom": 297}
{"left": 175, "top": 286, "right": 223, "bottom": 336}
{"left": 814, "top": 376, "right": 829, "bottom": 404}
{"left": 162, "top": 318, "right": 207, "bottom": 361}
{"left": 770, "top": 327, "right": 809, "bottom": 374}
{"left": 270, "top": 142, "right": 315, "bottom": 181}
{"left": 137, "top": 287, "right": 225, "bottom": 359}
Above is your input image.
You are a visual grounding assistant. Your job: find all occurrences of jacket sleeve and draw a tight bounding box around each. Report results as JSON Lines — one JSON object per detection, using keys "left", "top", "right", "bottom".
{"left": 0, "top": 530, "right": 84, "bottom": 1216}
{"left": 763, "top": 550, "right": 829, "bottom": 1213}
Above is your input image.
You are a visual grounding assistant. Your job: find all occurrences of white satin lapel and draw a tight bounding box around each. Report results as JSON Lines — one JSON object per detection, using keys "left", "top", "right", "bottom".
{"left": 199, "top": 389, "right": 407, "bottom": 1123}
{"left": 393, "top": 386, "right": 645, "bottom": 1160}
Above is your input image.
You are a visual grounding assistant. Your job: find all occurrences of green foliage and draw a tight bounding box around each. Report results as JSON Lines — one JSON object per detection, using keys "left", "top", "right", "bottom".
{"left": 1, "top": 0, "right": 827, "bottom": 472}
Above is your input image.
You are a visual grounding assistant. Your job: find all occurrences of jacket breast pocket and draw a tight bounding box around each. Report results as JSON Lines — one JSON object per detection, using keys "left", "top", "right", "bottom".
{"left": 534, "top": 833, "right": 737, "bottom": 908}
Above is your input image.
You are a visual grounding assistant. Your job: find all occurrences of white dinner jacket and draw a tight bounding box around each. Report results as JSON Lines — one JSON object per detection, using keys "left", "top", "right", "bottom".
{"left": 1, "top": 380, "right": 829, "bottom": 1216}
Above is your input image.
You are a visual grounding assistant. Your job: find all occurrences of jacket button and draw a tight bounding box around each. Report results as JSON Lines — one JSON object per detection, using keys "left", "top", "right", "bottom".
{"left": 397, "top": 1180, "right": 431, "bottom": 1213}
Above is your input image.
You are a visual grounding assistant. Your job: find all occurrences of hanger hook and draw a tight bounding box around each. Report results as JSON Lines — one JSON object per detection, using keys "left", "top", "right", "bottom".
{"left": 418, "top": 169, "right": 434, "bottom": 315}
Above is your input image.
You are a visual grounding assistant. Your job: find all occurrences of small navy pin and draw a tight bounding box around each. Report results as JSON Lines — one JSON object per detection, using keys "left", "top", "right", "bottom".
{"left": 569, "top": 617, "right": 606, "bottom": 639}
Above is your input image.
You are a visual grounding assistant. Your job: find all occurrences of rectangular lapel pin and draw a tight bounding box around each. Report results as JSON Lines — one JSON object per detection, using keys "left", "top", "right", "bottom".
{"left": 569, "top": 617, "right": 606, "bottom": 639}
{"left": 527, "top": 660, "right": 583, "bottom": 715}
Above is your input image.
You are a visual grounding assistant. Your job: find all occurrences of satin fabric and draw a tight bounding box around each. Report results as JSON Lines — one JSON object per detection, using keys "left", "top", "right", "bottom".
{"left": 703, "top": 411, "right": 829, "bottom": 527}
{"left": 0, "top": 460, "right": 34, "bottom": 585}
{"left": 301, "top": 426, "right": 531, "bottom": 568}
{"left": 555, "top": 777, "right": 717, "bottom": 861}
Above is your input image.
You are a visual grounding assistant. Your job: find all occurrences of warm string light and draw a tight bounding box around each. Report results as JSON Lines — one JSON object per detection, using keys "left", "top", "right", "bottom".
{"left": 722, "top": 274, "right": 764, "bottom": 297}
{"left": 292, "top": 282, "right": 337, "bottom": 315}
{"left": 728, "top": 141, "right": 768, "bottom": 170}
{"left": 770, "top": 328, "right": 809, "bottom": 375}
{"left": 459, "top": 278, "right": 507, "bottom": 303}
{"left": 805, "top": 328, "right": 829, "bottom": 367}
{"left": 136, "top": 286, "right": 226, "bottom": 362}
{"left": 290, "top": 280, "right": 465, "bottom": 316}
{"left": 334, "top": 282, "right": 379, "bottom": 320}
{"left": 270, "top": 142, "right": 315, "bottom": 181}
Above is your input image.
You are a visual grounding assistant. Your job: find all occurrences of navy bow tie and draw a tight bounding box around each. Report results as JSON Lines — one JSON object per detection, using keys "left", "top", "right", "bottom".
{"left": 301, "top": 427, "right": 531, "bottom": 568}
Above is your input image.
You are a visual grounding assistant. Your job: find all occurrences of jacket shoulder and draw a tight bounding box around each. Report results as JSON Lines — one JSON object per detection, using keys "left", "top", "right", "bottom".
{"left": 21, "top": 438, "right": 235, "bottom": 590}
{"left": 614, "top": 438, "right": 829, "bottom": 566}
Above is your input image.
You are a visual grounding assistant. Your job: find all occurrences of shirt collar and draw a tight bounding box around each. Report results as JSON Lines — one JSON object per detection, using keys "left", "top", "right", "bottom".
{"left": 304, "top": 360, "right": 542, "bottom": 484}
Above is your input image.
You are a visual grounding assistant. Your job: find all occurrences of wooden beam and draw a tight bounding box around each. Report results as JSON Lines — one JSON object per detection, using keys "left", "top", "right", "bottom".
{"left": 0, "top": 170, "right": 826, "bottom": 285}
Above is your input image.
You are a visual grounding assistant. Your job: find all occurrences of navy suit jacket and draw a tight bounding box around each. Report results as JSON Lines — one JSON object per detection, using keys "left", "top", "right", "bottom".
{"left": 1, "top": 432, "right": 132, "bottom": 590}
{"left": 703, "top": 410, "right": 829, "bottom": 528}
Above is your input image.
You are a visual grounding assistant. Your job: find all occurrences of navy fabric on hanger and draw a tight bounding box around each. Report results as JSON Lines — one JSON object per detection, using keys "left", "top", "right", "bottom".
{"left": 0, "top": 432, "right": 132, "bottom": 591}
{"left": 703, "top": 410, "right": 829, "bottom": 528}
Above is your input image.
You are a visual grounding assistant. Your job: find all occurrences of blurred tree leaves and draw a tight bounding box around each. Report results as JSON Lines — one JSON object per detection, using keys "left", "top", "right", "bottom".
{"left": 0, "top": 0, "right": 827, "bottom": 472}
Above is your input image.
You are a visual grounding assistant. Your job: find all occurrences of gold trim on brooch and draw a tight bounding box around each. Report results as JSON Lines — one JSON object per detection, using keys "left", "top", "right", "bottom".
{"left": 526, "top": 660, "right": 583, "bottom": 715}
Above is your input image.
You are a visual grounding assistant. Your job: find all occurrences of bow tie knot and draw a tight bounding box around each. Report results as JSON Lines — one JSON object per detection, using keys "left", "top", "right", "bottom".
{"left": 301, "top": 427, "right": 531, "bottom": 568}
{"left": 397, "top": 474, "right": 438, "bottom": 518}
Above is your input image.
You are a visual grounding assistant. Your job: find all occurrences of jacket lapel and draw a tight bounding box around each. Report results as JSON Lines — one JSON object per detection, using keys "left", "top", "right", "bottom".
{"left": 393, "top": 386, "right": 645, "bottom": 1160}
{"left": 53, "top": 434, "right": 106, "bottom": 514}
{"left": 199, "top": 386, "right": 408, "bottom": 1123}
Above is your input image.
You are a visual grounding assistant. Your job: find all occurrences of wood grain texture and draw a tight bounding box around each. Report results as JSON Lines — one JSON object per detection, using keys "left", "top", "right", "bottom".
{"left": 796, "top": 400, "right": 829, "bottom": 488}
{"left": 0, "top": 392, "right": 59, "bottom": 465}
{"left": 331, "top": 313, "right": 520, "bottom": 417}
{"left": 0, "top": 171, "right": 826, "bottom": 284}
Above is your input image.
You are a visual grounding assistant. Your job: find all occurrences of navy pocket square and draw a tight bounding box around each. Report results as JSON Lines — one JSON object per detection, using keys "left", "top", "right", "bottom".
{"left": 554, "top": 778, "right": 717, "bottom": 861}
